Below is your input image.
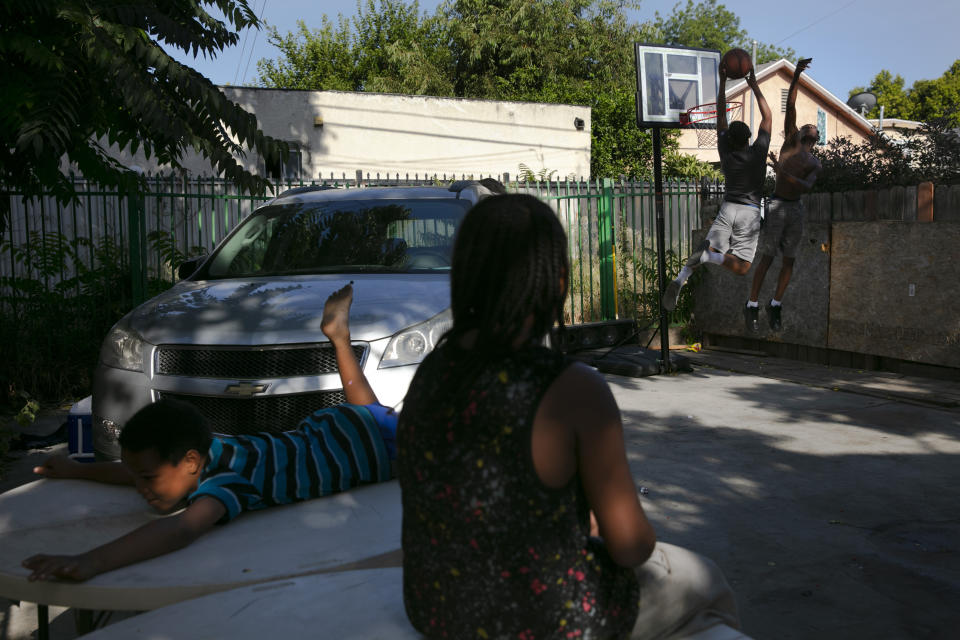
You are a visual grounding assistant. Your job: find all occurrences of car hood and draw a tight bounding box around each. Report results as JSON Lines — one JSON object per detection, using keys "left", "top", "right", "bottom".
{"left": 126, "top": 274, "right": 450, "bottom": 346}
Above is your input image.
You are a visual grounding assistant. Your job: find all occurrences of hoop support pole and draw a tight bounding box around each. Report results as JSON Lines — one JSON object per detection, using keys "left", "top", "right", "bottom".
{"left": 652, "top": 128, "right": 671, "bottom": 372}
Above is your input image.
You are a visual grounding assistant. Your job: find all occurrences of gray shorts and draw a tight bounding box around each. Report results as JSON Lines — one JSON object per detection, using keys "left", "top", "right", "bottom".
{"left": 706, "top": 201, "right": 762, "bottom": 263}
{"left": 758, "top": 198, "right": 804, "bottom": 259}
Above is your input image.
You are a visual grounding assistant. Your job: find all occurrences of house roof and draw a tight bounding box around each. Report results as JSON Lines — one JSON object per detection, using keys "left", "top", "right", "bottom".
{"left": 868, "top": 117, "right": 923, "bottom": 130}
{"left": 724, "top": 59, "right": 877, "bottom": 138}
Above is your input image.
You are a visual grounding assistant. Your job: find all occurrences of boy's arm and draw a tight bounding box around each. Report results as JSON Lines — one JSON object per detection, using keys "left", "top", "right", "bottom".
{"left": 784, "top": 58, "right": 812, "bottom": 140}
{"left": 33, "top": 455, "right": 135, "bottom": 486}
{"left": 716, "top": 65, "right": 729, "bottom": 132}
{"left": 747, "top": 70, "right": 772, "bottom": 136}
{"left": 23, "top": 496, "right": 225, "bottom": 582}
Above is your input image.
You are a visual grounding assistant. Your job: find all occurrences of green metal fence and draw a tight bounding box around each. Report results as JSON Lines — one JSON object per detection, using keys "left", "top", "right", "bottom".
{"left": 518, "top": 177, "right": 705, "bottom": 325}
{"left": 2, "top": 174, "right": 706, "bottom": 327}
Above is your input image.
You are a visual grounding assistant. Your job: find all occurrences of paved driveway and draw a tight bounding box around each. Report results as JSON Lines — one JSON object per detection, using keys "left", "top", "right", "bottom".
{"left": 610, "top": 352, "right": 959, "bottom": 639}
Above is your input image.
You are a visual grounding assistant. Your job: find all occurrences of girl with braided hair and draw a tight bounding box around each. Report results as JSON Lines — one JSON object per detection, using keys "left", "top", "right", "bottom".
{"left": 398, "top": 194, "right": 742, "bottom": 639}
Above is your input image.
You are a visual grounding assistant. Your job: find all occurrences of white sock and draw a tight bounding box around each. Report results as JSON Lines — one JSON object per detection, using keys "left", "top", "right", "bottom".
{"left": 676, "top": 265, "right": 693, "bottom": 285}
{"left": 746, "top": 300, "right": 759, "bottom": 309}
{"left": 770, "top": 299, "right": 782, "bottom": 307}
{"left": 704, "top": 250, "right": 724, "bottom": 265}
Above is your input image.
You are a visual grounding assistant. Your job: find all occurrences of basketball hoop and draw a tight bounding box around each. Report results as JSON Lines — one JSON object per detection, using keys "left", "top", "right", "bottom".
{"left": 681, "top": 101, "right": 743, "bottom": 148}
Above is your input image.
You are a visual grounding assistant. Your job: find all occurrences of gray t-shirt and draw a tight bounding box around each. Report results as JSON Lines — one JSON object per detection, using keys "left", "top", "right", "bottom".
{"left": 718, "top": 129, "right": 770, "bottom": 207}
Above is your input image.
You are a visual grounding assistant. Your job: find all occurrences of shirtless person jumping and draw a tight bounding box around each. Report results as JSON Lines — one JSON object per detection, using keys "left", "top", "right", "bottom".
{"left": 746, "top": 58, "right": 821, "bottom": 332}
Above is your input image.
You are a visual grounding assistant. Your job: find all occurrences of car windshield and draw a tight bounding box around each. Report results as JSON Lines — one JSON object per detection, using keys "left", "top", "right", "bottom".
{"left": 204, "top": 198, "right": 471, "bottom": 278}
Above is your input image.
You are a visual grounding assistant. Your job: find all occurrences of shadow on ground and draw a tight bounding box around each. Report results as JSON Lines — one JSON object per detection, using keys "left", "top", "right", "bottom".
{"left": 611, "top": 369, "right": 960, "bottom": 640}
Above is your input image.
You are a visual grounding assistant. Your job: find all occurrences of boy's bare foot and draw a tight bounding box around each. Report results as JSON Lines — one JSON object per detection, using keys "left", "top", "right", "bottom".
{"left": 321, "top": 282, "right": 353, "bottom": 345}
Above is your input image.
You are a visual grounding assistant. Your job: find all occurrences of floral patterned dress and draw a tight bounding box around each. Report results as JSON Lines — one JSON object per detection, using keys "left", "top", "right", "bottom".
{"left": 398, "top": 343, "right": 640, "bottom": 639}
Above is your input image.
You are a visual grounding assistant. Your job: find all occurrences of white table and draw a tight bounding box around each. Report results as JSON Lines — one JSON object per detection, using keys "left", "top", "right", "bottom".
{"left": 0, "top": 478, "right": 402, "bottom": 637}
{"left": 82, "top": 567, "right": 749, "bottom": 640}
{"left": 84, "top": 568, "right": 419, "bottom": 639}
{"left": 1, "top": 479, "right": 749, "bottom": 639}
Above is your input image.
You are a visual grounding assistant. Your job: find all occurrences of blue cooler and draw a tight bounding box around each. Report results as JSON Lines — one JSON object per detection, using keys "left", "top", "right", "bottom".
{"left": 69, "top": 396, "right": 95, "bottom": 462}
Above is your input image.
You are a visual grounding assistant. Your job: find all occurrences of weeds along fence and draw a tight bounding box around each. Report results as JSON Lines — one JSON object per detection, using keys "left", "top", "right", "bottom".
{"left": 516, "top": 178, "right": 704, "bottom": 325}
{"left": 1, "top": 173, "right": 706, "bottom": 398}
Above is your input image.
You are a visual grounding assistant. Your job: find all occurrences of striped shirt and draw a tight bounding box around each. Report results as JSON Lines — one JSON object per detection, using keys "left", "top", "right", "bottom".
{"left": 190, "top": 404, "right": 395, "bottom": 522}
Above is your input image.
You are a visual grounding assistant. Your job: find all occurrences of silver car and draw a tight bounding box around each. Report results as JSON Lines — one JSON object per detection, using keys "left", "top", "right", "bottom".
{"left": 92, "top": 183, "right": 492, "bottom": 459}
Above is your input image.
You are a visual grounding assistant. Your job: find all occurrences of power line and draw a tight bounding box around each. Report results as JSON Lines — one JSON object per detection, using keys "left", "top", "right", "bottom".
{"left": 241, "top": 0, "right": 270, "bottom": 86}
{"left": 232, "top": 11, "right": 254, "bottom": 85}
{"left": 774, "top": 0, "right": 861, "bottom": 46}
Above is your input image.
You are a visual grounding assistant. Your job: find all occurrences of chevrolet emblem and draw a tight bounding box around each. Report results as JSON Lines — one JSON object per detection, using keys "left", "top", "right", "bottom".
{"left": 224, "top": 382, "right": 269, "bottom": 396}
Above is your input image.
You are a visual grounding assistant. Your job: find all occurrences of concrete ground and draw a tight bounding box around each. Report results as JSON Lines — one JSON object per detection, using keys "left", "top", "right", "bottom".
{"left": 1, "top": 350, "right": 958, "bottom": 639}
{"left": 614, "top": 349, "right": 959, "bottom": 639}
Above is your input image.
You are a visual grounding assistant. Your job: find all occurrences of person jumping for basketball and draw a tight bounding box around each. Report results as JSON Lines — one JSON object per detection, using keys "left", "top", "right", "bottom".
{"left": 745, "top": 58, "right": 821, "bottom": 332}
{"left": 662, "top": 59, "right": 772, "bottom": 313}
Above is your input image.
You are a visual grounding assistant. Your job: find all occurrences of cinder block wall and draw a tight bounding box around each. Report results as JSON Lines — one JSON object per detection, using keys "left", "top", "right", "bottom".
{"left": 692, "top": 185, "right": 960, "bottom": 369}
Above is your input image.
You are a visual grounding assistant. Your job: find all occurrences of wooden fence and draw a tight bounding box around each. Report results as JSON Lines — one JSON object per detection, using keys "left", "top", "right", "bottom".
{"left": 801, "top": 183, "right": 960, "bottom": 222}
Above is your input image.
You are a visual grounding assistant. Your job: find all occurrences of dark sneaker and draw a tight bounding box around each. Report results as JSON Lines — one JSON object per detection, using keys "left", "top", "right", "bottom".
{"left": 767, "top": 303, "right": 782, "bottom": 331}
{"left": 684, "top": 239, "right": 711, "bottom": 268}
{"left": 662, "top": 280, "right": 682, "bottom": 312}
{"left": 744, "top": 304, "right": 759, "bottom": 333}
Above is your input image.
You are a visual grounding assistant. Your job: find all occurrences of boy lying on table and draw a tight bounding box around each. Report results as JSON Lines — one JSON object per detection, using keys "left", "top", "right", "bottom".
{"left": 23, "top": 283, "right": 396, "bottom": 582}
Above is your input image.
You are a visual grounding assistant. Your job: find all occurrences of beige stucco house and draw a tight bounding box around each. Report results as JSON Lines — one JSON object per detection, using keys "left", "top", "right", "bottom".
{"left": 677, "top": 59, "right": 877, "bottom": 163}
{"left": 867, "top": 117, "right": 924, "bottom": 143}
{"left": 116, "top": 87, "right": 592, "bottom": 181}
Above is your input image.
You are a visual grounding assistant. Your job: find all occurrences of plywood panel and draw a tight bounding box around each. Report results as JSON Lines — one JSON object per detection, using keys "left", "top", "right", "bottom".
{"left": 693, "top": 222, "right": 830, "bottom": 347}
{"left": 828, "top": 222, "right": 960, "bottom": 367}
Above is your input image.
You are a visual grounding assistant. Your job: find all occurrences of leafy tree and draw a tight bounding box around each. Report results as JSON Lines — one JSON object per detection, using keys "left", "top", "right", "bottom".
{"left": 439, "top": 0, "right": 644, "bottom": 98}
{"left": 850, "top": 60, "right": 960, "bottom": 126}
{"left": 0, "top": 0, "right": 289, "bottom": 234}
{"left": 812, "top": 108, "right": 960, "bottom": 191}
{"left": 849, "top": 70, "right": 914, "bottom": 120}
{"left": 257, "top": 1, "right": 453, "bottom": 95}
{"left": 902, "top": 111, "right": 960, "bottom": 182}
{"left": 650, "top": 0, "right": 795, "bottom": 63}
{"left": 910, "top": 60, "right": 960, "bottom": 126}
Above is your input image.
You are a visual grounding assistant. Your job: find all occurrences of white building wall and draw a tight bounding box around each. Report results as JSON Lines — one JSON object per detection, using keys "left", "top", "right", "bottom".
{"left": 118, "top": 87, "right": 592, "bottom": 180}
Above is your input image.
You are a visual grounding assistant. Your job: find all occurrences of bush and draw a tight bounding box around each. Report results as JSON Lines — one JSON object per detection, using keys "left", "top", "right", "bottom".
{"left": 812, "top": 111, "right": 960, "bottom": 191}
{"left": 0, "top": 418, "right": 12, "bottom": 471}
{"left": 617, "top": 246, "right": 700, "bottom": 329}
{"left": 0, "top": 231, "right": 176, "bottom": 402}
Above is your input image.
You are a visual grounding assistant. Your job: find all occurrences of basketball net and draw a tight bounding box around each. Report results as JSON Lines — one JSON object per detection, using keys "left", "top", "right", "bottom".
{"left": 680, "top": 101, "right": 744, "bottom": 148}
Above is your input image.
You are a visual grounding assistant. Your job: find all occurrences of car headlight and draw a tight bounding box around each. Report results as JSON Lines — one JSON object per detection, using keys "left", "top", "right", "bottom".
{"left": 99, "top": 318, "right": 148, "bottom": 372}
{"left": 379, "top": 309, "right": 452, "bottom": 368}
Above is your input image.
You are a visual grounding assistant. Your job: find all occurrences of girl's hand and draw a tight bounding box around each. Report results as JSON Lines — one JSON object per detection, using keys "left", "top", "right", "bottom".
{"left": 589, "top": 511, "right": 601, "bottom": 538}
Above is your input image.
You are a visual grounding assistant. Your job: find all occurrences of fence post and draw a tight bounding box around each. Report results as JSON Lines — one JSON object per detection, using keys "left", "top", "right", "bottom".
{"left": 127, "top": 183, "right": 147, "bottom": 305}
{"left": 598, "top": 177, "right": 617, "bottom": 320}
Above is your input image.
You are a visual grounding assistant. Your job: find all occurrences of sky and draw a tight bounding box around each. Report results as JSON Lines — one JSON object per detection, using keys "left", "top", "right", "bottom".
{"left": 174, "top": 0, "right": 959, "bottom": 102}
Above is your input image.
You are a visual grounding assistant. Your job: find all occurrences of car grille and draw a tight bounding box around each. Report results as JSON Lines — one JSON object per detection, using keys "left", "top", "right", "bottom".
{"left": 155, "top": 344, "right": 366, "bottom": 378}
{"left": 157, "top": 390, "right": 348, "bottom": 435}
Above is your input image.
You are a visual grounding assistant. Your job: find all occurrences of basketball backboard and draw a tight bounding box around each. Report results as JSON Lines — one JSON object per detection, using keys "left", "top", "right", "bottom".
{"left": 634, "top": 44, "right": 720, "bottom": 128}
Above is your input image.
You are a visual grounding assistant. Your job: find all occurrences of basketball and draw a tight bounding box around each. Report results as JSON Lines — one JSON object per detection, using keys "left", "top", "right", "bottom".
{"left": 721, "top": 48, "right": 753, "bottom": 79}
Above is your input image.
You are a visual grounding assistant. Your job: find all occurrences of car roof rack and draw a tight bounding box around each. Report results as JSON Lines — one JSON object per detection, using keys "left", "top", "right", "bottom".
{"left": 448, "top": 178, "right": 507, "bottom": 197}
{"left": 276, "top": 185, "right": 338, "bottom": 198}
{"left": 447, "top": 180, "right": 480, "bottom": 193}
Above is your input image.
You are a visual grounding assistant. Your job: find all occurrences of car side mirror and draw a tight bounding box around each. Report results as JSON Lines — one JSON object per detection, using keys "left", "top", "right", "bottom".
{"left": 177, "top": 255, "right": 207, "bottom": 280}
